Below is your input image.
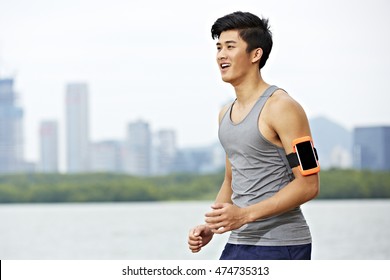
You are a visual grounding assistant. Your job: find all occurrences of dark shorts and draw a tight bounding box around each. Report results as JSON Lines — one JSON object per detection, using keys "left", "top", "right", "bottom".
{"left": 219, "top": 243, "right": 312, "bottom": 260}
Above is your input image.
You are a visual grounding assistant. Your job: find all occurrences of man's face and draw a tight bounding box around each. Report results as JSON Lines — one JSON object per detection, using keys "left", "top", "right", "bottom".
{"left": 216, "top": 30, "right": 252, "bottom": 84}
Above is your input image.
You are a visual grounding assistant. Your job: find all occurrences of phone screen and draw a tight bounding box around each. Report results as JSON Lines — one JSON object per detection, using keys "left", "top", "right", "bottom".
{"left": 295, "top": 141, "right": 318, "bottom": 170}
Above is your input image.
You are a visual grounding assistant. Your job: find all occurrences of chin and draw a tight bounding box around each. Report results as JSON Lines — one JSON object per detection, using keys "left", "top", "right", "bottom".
{"left": 221, "top": 75, "right": 233, "bottom": 83}
{"left": 221, "top": 76, "right": 237, "bottom": 85}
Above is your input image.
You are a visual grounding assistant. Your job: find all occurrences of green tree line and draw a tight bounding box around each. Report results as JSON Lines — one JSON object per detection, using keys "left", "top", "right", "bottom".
{"left": 0, "top": 170, "right": 389, "bottom": 203}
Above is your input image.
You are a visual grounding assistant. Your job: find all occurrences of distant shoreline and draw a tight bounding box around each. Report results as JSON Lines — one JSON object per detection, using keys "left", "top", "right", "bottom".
{"left": 0, "top": 170, "right": 389, "bottom": 203}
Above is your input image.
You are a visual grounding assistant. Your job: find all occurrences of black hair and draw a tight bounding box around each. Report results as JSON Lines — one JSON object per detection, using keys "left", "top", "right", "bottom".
{"left": 211, "top": 11, "right": 273, "bottom": 69}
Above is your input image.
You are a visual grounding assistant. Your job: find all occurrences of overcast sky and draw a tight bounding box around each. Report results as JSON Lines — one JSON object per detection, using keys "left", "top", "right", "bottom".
{"left": 0, "top": 0, "right": 389, "bottom": 164}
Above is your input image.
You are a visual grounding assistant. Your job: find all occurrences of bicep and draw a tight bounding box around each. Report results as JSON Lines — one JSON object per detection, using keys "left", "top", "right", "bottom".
{"left": 273, "top": 98, "right": 313, "bottom": 155}
{"left": 272, "top": 96, "right": 319, "bottom": 182}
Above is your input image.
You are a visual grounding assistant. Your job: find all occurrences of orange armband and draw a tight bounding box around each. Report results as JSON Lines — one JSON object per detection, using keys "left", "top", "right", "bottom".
{"left": 286, "top": 136, "right": 320, "bottom": 176}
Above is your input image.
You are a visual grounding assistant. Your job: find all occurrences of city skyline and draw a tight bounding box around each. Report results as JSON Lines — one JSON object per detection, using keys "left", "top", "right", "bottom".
{"left": 1, "top": 77, "right": 227, "bottom": 174}
{"left": 1, "top": 0, "right": 389, "bottom": 164}
{"left": 1, "top": 76, "right": 389, "bottom": 174}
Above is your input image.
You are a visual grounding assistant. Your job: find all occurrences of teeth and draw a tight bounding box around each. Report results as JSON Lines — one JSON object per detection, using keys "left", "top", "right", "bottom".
{"left": 221, "top": 63, "right": 230, "bottom": 68}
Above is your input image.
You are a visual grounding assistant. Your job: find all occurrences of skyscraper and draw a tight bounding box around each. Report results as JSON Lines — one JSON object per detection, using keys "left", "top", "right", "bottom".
{"left": 90, "top": 140, "right": 123, "bottom": 173}
{"left": 353, "top": 126, "right": 390, "bottom": 171}
{"left": 125, "top": 120, "right": 151, "bottom": 176}
{"left": 155, "top": 129, "right": 177, "bottom": 175}
{"left": 0, "top": 78, "right": 24, "bottom": 173}
{"left": 65, "top": 83, "right": 90, "bottom": 173}
{"left": 39, "top": 120, "right": 59, "bottom": 173}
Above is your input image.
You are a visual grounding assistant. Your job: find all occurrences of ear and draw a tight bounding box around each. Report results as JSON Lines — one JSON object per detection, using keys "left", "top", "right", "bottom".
{"left": 251, "top": 48, "right": 263, "bottom": 64}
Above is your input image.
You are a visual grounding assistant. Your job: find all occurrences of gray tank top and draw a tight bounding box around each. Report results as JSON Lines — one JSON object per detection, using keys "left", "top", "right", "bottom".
{"left": 218, "top": 85, "right": 311, "bottom": 246}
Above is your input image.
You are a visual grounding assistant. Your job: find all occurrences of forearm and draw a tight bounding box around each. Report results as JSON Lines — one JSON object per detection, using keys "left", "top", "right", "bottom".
{"left": 215, "top": 179, "right": 233, "bottom": 204}
{"left": 215, "top": 156, "right": 233, "bottom": 204}
{"left": 245, "top": 175, "right": 319, "bottom": 223}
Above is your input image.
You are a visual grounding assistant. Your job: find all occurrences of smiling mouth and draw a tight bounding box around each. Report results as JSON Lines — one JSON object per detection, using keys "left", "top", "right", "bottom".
{"left": 221, "top": 63, "right": 231, "bottom": 69}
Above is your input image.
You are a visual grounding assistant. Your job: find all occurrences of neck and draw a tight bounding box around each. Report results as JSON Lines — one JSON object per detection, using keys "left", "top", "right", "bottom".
{"left": 232, "top": 71, "right": 269, "bottom": 105}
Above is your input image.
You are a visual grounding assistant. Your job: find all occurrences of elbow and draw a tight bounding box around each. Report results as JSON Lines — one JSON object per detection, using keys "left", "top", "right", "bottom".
{"left": 307, "top": 175, "right": 320, "bottom": 200}
{"left": 310, "top": 182, "right": 320, "bottom": 200}
{"left": 297, "top": 174, "right": 320, "bottom": 202}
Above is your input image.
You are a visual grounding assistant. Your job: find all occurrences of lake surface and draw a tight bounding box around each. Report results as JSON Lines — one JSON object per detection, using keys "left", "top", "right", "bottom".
{"left": 0, "top": 200, "right": 389, "bottom": 260}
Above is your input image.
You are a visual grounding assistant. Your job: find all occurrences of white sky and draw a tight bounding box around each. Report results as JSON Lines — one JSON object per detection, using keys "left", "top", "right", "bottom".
{"left": 0, "top": 0, "right": 389, "bottom": 164}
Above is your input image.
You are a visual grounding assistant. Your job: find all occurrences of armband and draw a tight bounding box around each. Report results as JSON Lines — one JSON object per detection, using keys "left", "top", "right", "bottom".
{"left": 286, "top": 136, "right": 320, "bottom": 176}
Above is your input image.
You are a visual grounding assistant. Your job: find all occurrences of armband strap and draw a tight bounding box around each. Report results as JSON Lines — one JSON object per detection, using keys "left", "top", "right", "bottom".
{"left": 287, "top": 148, "right": 319, "bottom": 168}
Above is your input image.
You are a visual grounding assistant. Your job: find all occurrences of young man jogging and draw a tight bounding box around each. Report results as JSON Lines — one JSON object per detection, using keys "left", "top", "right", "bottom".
{"left": 188, "top": 11, "right": 320, "bottom": 260}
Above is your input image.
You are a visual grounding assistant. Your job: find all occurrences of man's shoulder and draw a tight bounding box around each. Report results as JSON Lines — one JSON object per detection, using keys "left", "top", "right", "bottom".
{"left": 267, "top": 88, "right": 302, "bottom": 114}
{"left": 263, "top": 88, "right": 308, "bottom": 132}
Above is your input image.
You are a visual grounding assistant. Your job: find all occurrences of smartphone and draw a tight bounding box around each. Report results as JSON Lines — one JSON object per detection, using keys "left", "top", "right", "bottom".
{"left": 293, "top": 136, "right": 320, "bottom": 176}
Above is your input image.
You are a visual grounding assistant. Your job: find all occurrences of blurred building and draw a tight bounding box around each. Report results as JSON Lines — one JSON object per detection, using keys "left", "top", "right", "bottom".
{"left": 154, "top": 129, "right": 177, "bottom": 175}
{"left": 353, "top": 126, "right": 390, "bottom": 171}
{"left": 310, "top": 116, "right": 352, "bottom": 169}
{"left": 125, "top": 120, "right": 151, "bottom": 176}
{"left": 39, "top": 120, "right": 59, "bottom": 173}
{"left": 0, "top": 78, "right": 25, "bottom": 173}
{"left": 171, "top": 143, "right": 224, "bottom": 174}
{"left": 329, "top": 145, "right": 352, "bottom": 169}
{"left": 90, "top": 140, "right": 123, "bottom": 173}
{"left": 65, "top": 83, "right": 90, "bottom": 173}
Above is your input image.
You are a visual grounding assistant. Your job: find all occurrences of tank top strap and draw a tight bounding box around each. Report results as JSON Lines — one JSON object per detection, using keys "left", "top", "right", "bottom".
{"left": 255, "top": 85, "right": 279, "bottom": 109}
{"left": 220, "top": 85, "right": 279, "bottom": 126}
{"left": 248, "top": 85, "right": 279, "bottom": 120}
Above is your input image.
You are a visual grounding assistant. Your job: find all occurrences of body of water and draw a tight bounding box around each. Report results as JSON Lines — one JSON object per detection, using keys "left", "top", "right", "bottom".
{"left": 0, "top": 199, "right": 389, "bottom": 260}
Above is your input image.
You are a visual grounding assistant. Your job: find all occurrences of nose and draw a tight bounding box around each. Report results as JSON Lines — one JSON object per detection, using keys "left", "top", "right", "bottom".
{"left": 217, "top": 54, "right": 227, "bottom": 63}
{"left": 217, "top": 48, "right": 227, "bottom": 61}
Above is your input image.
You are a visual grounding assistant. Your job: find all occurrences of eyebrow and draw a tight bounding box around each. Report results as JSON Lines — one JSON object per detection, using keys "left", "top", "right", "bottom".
{"left": 216, "top": 40, "right": 238, "bottom": 46}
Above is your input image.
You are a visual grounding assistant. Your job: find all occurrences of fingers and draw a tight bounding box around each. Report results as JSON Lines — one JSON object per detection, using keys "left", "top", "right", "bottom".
{"left": 211, "top": 227, "right": 228, "bottom": 234}
{"left": 188, "top": 227, "right": 203, "bottom": 253}
{"left": 211, "top": 202, "right": 225, "bottom": 209}
{"left": 205, "top": 203, "right": 228, "bottom": 219}
{"left": 207, "top": 220, "right": 228, "bottom": 233}
{"left": 205, "top": 212, "right": 229, "bottom": 233}
{"left": 190, "top": 225, "right": 206, "bottom": 238}
{"left": 205, "top": 216, "right": 224, "bottom": 228}
{"left": 205, "top": 205, "right": 226, "bottom": 226}
{"left": 205, "top": 203, "right": 239, "bottom": 234}
{"left": 188, "top": 238, "right": 202, "bottom": 253}
{"left": 205, "top": 210, "right": 225, "bottom": 221}
{"left": 188, "top": 228, "right": 201, "bottom": 242}
{"left": 205, "top": 204, "right": 225, "bottom": 234}
{"left": 205, "top": 208, "right": 224, "bottom": 218}
{"left": 188, "top": 205, "right": 232, "bottom": 253}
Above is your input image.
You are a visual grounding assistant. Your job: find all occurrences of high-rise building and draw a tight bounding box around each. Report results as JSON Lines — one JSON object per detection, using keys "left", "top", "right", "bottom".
{"left": 172, "top": 144, "right": 224, "bottom": 174}
{"left": 39, "top": 120, "right": 59, "bottom": 173}
{"left": 65, "top": 83, "right": 90, "bottom": 173}
{"left": 125, "top": 120, "right": 151, "bottom": 176}
{"left": 155, "top": 129, "right": 177, "bottom": 175}
{"left": 353, "top": 126, "right": 390, "bottom": 171}
{"left": 90, "top": 140, "right": 123, "bottom": 173}
{"left": 0, "top": 78, "right": 24, "bottom": 173}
